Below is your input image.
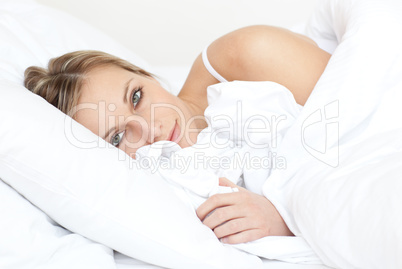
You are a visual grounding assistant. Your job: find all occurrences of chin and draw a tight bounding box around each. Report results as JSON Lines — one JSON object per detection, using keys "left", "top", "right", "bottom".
{"left": 177, "top": 140, "right": 188, "bottom": 149}
{"left": 176, "top": 138, "right": 191, "bottom": 149}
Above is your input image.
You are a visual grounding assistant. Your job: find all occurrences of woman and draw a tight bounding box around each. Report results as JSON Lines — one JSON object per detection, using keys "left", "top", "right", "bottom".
{"left": 24, "top": 25, "right": 331, "bottom": 245}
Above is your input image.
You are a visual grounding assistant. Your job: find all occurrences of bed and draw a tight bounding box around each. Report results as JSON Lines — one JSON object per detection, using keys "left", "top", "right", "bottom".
{"left": 1, "top": 0, "right": 401, "bottom": 268}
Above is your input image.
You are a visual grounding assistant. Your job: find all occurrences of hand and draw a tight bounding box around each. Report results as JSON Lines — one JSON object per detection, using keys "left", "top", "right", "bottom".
{"left": 196, "top": 177, "right": 294, "bottom": 244}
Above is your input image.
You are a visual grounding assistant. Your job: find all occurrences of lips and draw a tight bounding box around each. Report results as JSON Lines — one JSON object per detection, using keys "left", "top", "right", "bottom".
{"left": 168, "top": 121, "right": 180, "bottom": 143}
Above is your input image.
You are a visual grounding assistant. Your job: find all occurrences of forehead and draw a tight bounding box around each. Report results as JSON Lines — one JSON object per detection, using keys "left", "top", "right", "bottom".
{"left": 74, "top": 65, "right": 135, "bottom": 135}
{"left": 80, "top": 65, "right": 134, "bottom": 101}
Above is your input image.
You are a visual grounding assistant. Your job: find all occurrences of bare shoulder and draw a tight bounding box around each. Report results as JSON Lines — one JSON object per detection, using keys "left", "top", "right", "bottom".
{"left": 179, "top": 25, "right": 331, "bottom": 109}
{"left": 207, "top": 25, "right": 327, "bottom": 77}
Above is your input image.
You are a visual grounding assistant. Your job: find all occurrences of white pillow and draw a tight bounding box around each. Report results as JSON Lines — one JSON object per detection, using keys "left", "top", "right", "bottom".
{"left": 0, "top": 179, "right": 116, "bottom": 269}
{"left": 0, "top": 0, "right": 146, "bottom": 267}
{"left": 0, "top": 0, "right": 151, "bottom": 83}
{"left": 0, "top": 1, "right": 261, "bottom": 268}
{"left": 263, "top": 0, "right": 402, "bottom": 268}
{"left": 0, "top": 79, "right": 260, "bottom": 269}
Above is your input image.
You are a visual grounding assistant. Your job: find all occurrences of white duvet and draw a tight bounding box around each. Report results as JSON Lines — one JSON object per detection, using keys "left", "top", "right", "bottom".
{"left": 136, "top": 0, "right": 402, "bottom": 267}
{"left": 136, "top": 81, "right": 322, "bottom": 264}
{"left": 263, "top": 0, "right": 402, "bottom": 268}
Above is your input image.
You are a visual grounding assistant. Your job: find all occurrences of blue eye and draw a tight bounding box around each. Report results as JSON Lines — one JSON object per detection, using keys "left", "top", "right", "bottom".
{"left": 132, "top": 88, "right": 142, "bottom": 108}
{"left": 111, "top": 131, "right": 125, "bottom": 147}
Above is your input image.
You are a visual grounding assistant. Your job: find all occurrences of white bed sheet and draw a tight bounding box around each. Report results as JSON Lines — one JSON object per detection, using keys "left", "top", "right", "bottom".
{"left": 114, "top": 252, "right": 331, "bottom": 269}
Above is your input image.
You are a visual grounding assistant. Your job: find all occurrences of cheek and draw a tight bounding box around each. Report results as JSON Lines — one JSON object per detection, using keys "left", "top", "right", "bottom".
{"left": 124, "top": 116, "right": 149, "bottom": 144}
{"left": 178, "top": 125, "right": 200, "bottom": 148}
{"left": 75, "top": 107, "right": 103, "bottom": 137}
{"left": 121, "top": 131, "right": 146, "bottom": 158}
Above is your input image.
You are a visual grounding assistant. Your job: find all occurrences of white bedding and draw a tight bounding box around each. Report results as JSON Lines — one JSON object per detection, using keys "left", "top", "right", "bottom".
{"left": 136, "top": 81, "right": 322, "bottom": 264}
{"left": 114, "top": 253, "right": 331, "bottom": 269}
{"left": 121, "top": 0, "right": 402, "bottom": 267}
{"left": 1, "top": 0, "right": 402, "bottom": 268}
{"left": 263, "top": 0, "right": 402, "bottom": 268}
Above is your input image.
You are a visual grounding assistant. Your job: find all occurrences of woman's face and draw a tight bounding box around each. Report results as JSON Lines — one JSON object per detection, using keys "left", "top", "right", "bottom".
{"left": 75, "top": 65, "right": 199, "bottom": 158}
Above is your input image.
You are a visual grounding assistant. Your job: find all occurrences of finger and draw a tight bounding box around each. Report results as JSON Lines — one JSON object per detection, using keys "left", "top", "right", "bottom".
{"left": 213, "top": 217, "right": 250, "bottom": 239}
{"left": 219, "top": 177, "right": 246, "bottom": 192}
{"left": 203, "top": 206, "right": 245, "bottom": 230}
{"left": 221, "top": 229, "right": 265, "bottom": 245}
{"left": 196, "top": 192, "right": 241, "bottom": 221}
{"left": 218, "top": 177, "right": 236, "bottom": 187}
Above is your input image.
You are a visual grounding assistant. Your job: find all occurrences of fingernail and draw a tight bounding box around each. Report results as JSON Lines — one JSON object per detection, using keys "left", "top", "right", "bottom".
{"left": 221, "top": 238, "right": 227, "bottom": 244}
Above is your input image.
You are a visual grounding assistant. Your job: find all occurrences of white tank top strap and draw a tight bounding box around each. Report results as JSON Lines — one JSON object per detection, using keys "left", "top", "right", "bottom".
{"left": 202, "top": 45, "right": 228, "bottom": 83}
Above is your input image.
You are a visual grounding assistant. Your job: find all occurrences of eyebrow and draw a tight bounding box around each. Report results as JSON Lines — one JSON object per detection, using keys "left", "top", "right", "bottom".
{"left": 123, "top": 78, "right": 135, "bottom": 104}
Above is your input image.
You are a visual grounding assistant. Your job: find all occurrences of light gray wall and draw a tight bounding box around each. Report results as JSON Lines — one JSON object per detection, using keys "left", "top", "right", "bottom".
{"left": 37, "top": 0, "right": 318, "bottom": 66}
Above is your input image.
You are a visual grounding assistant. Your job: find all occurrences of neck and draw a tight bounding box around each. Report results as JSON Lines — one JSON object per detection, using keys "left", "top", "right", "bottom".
{"left": 178, "top": 95, "right": 208, "bottom": 130}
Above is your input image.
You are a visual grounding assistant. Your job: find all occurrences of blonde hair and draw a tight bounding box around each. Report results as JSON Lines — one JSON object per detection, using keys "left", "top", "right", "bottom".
{"left": 24, "top": 50, "right": 152, "bottom": 117}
